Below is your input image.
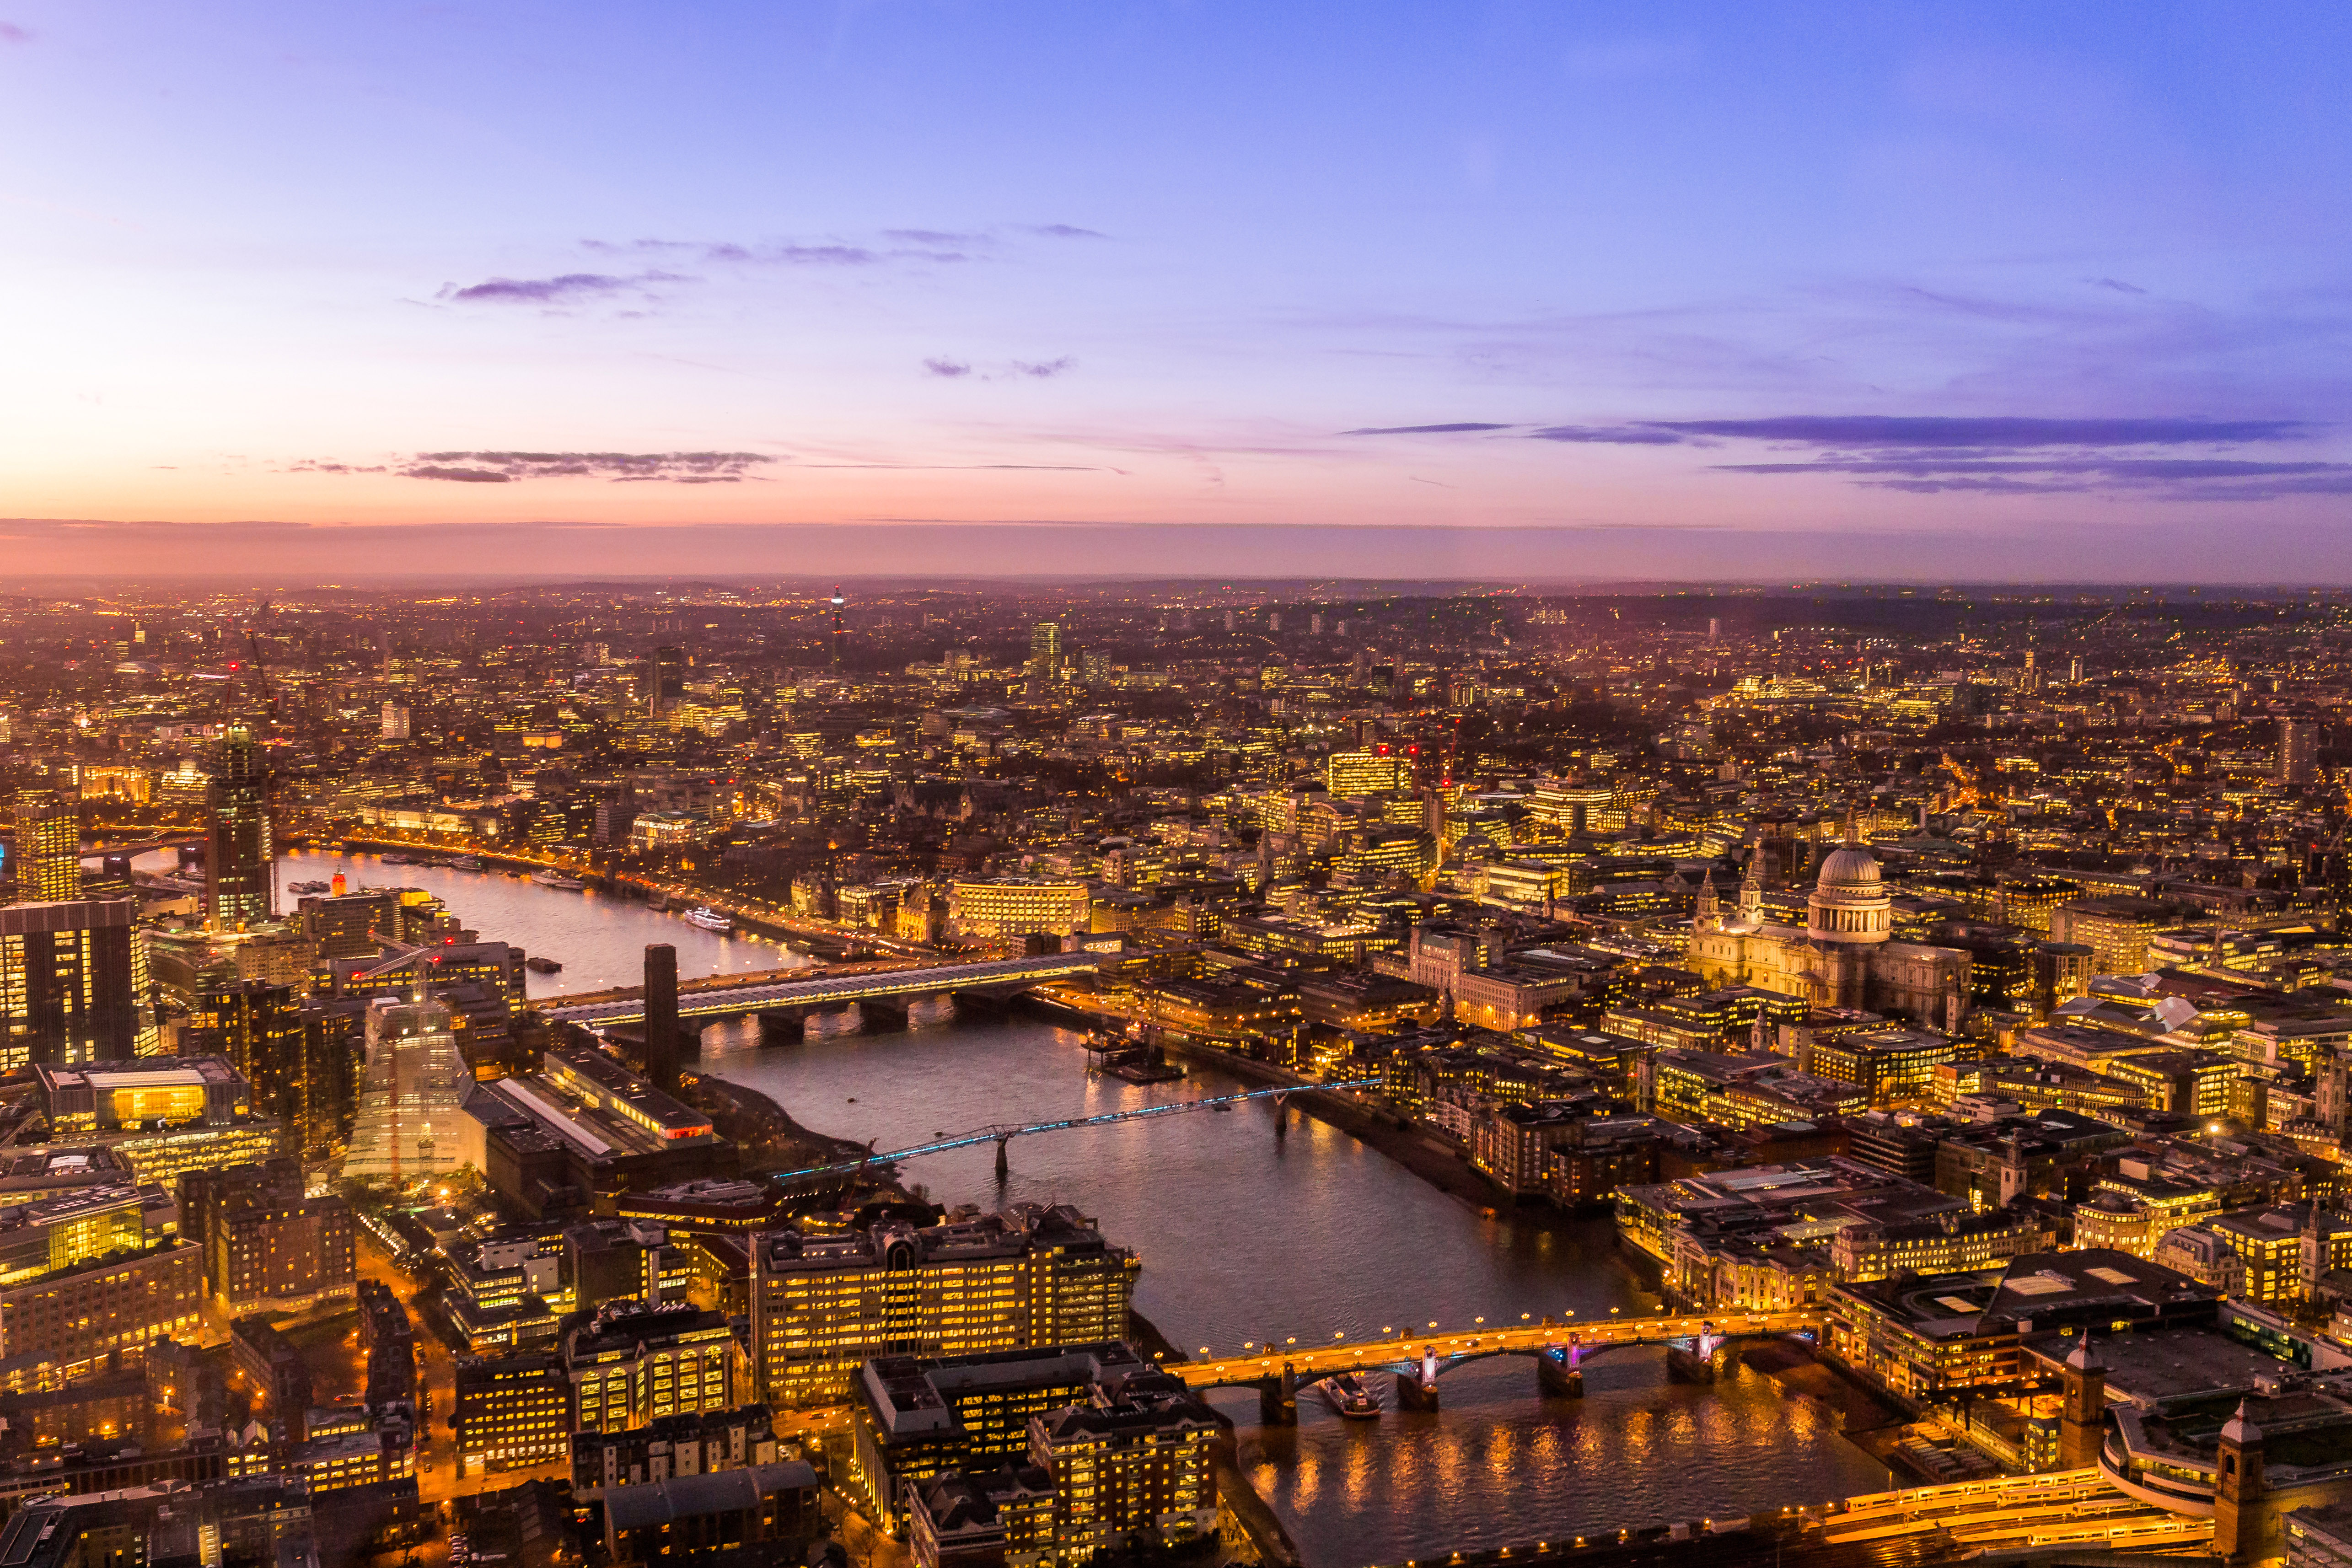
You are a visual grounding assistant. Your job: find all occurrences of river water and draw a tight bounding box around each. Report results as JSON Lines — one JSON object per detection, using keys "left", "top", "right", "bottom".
{"left": 270, "top": 852, "right": 1890, "bottom": 1564}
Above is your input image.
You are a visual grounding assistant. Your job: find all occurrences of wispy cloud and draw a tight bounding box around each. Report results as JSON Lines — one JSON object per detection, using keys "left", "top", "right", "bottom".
{"left": 1342, "top": 411, "right": 2337, "bottom": 500}
{"left": 1650, "top": 415, "right": 2307, "bottom": 448}
{"left": 2086, "top": 276, "right": 2149, "bottom": 295}
{"left": 1528, "top": 424, "right": 1685, "bottom": 444}
{"left": 441, "top": 271, "right": 687, "bottom": 304}
{"left": 1344, "top": 422, "right": 1515, "bottom": 435}
{"left": 0, "top": 22, "right": 31, "bottom": 43}
{"left": 296, "top": 451, "right": 775, "bottom": 483}
{"left": 1025, "top": 224, "right": 1107, "bottom": 239}
{"left": 925, "top": 356, "right": 1077, "bottom": 381}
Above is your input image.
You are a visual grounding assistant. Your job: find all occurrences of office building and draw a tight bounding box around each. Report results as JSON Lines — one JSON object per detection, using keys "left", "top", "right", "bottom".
{"left": 196, "top": 1168, "right": 357, "bottom": 1315}
{"left": 564, "top": 1299, "right": 742, "bottom": 1434}
{"left": 343, "top": 996, "right": 473, "bottom": 1181}
{"left": 849, "top": 1342, "right": 1217, "bottom": 1554}
{"left": 0, "top": 1195, "right": 202, "bottom": 1380}
{"left": 650, "top": 644, "right": 687, "bottom": 718}
{"left": 26, "top": 1056, "right": 279, "bottom": 1191}
{"left": 9, "top": 789, "right": 80, "bottom": 903}
{"left": 180, "top": 980, "right": 302, "bottom": 1130}
{"left": 2281, "top": 717, "right": 2322, "bottom": 786}
{"left": 946, "top": 879, "right": 1091, "bottom": 941}
{"left": 0, "top": 899, "right": 154, "bottom": 1067}
{"left": 601, "top": 1461, "right": 820, "bottom": 1564}
{"left": 454, "top": 1350, "right": 570, "bottom": 1478}
{"left": 204, "top": 725, "right": 273, "bottom": 932}
{"left": 380, "top": 701, "right": 410, "bottom": 741}
{"left": 1325, "top": 749, "right": 1412, "bottom": 800}
{"left": 1026, "top": 622, "right": 1060, "bottom": 690}
{"left": 571, "top": 1403, "right": 780, "bottom": 1495}
{"left": 751, "top": 1204, "right": 1137, "bottom": 1407}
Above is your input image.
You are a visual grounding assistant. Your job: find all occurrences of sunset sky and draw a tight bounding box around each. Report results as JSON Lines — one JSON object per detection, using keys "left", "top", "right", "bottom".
{"left": 6, "top": 3, "right": 2352, "bottom": 579}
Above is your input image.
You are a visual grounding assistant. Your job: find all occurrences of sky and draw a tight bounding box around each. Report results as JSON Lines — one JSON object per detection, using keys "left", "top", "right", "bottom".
{"left": 5, "top": 2, "right": 2352, "bottom": 580}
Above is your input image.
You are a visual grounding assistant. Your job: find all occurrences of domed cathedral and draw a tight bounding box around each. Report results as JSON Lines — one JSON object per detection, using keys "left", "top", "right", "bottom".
{"left": 1690, "top": 813, "right": 1972, "bottom": 1033}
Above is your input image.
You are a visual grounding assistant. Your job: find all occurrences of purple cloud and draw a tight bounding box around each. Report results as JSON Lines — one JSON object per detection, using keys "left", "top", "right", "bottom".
{"left": 0, "top": 22, "right": 29, "bottom": 43}
{"left": 1012, "top": 358, "right": 1074, "bottom": 378}
{"left": 1650, "top": 415, "right": 2307, "bottom": 448}
{"left": 441, "top": 272, "right": 688, "bottom": 304}
{"left": 404, "top": 465, "right": 512, "bottom": 483}
{"left": 1026, "top": 224, "right": 1107, "bottom": 239}
{"left": 1345, "top": 422, "right": 1514, "bottom": 435}
{"left": 380, "top": 451, "right": 773, "bottom": 483}
{"left": 1528, "top": 424, "right": 1686, "bottom": 444}
{"left": 2086, "top": 276, "right": 2149, "bottom": 295}
{"left": 924, "top": 358, "right": 973, "bottom": 378}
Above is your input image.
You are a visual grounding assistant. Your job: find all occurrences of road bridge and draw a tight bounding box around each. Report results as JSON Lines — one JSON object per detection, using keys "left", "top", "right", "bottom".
{"left": 539, "top": 951, "right": 1101, "bottom": 1028}
{"left": 77, "top": 833, "right": 204, "bottom": 859}
{"left": 1176, "top": 1310, "right": 1823, "bottom": 1422}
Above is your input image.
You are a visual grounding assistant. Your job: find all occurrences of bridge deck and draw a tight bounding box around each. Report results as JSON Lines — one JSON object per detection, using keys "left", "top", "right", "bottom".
{"left": 1174, "top": 1310, "right": 1823, "bottom": 1388}
{"left": 541, "top": 952, "right": 1100, "bottom": 1026}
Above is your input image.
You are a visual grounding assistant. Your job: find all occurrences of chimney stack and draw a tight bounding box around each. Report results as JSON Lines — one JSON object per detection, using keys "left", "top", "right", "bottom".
{"left": 644, "top": 943, "right": 680, "bottom": 1092}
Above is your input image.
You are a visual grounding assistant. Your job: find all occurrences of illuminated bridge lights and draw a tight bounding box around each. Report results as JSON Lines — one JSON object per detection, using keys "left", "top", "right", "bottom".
{"left": 541, "top": 952, "right": 1105, "bottom": 1026}
{"left": 772, "top": 1079, "right": 1383, "bottom": 1180}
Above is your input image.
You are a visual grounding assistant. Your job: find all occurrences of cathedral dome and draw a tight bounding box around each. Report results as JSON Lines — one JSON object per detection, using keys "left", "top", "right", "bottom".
{"left": 1816, "top": 843, "right": 1882, "bottom": 888}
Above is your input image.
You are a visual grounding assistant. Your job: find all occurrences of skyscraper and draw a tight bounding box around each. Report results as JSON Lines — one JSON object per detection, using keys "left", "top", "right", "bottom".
{"left": 648, "top": 645, "right": 686, "bottom": 719}
{"left": 204, "top": 725, "right": 272, "bottom": 932}
{"left": 10, "top": 788, "right": 80, "bottom": 903}
{"left": 830, "top": 586, "right": 847, "bottom": 668}
{"left": 344, "top": 995, "right": 473, "bottom": 1180}
{"left": 381, "top": 701, "right": 411, "bottom": 741}
{"left": 2279, "top": 718, "right": 2321, "bottom": 786}
{"left": 0, "top": 898, "right": 155, "bottom": 1066}
{"left": 1028, "top": 621, "right": 1061, "bottom": 688}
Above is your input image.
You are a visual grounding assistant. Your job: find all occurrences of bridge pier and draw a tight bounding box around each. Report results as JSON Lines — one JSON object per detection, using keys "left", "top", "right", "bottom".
{"left": 1258, "top": 1364, "right": 1299, "bottom": 1425}
{"left": 1537, "top": 1348, "right": 1584, "bottom": 1398}
{"left": 1396, "top": 1372, "right": 1440, "bottom": 1412}
{"left": 756, "top": 1010, "right": 807, "bottom": 1045}
{"left": 859, "top": 996, "right": 916, "bottom": 1032}
{"left": 993, "top": 1136, "right": 1010, "bottom": 1182}
{"left": 949, "top": 989, "right": 1014, "bottom": 1020}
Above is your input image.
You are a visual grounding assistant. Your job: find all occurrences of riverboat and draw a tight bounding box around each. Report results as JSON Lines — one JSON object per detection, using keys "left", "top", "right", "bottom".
{"left": 531, "top": 870, "right": 586, "bottom": 891}
{"left": 287, "top": 880, "right": 330, "bottom": 894}
{"left": 1082, "top": 1027, "right": 1187, "bottom": 1084}
{"left": 449, "top": 856, "right": 483, "bottom": 870}
{"left": 684, "top": 907, "right": 734, "bottom": 933}
{"left": 1319, "top": 1372, "right": 1382, "bottom": 1419}
{"left": 524, "top": 956, "right": 563, "bottom": 974}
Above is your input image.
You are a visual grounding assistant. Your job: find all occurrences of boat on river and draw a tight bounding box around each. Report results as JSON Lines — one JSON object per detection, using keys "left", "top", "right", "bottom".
{"left": 524, "top": 956, "right": 563, "bottom": 974}
{"left": 684, "top": 907, "right": 734, "bottom": 933}
{"left": 1081, "top": 1028, "right": 1186, "bottom": 1084}
{"left": 1319, "top": 1372, "right": 1382, "bottom": 1419}
{"left": 287, "top": 880, "right": 330, "bottom": 895}
{"left": 531, "top": 870, "right": 586, "bottom": 891}
{"left": 450, "top": 856, "right": 483, "bottom": 870}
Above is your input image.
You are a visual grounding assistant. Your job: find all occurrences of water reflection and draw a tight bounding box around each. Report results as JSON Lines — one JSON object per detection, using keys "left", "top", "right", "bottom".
{"left": 702, "top": 1013, "right": 1891, "bottom": 1565}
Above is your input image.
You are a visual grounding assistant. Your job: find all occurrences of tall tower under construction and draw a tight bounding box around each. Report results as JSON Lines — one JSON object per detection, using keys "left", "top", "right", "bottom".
{"left": 830, "top": 587, "right": 846, "bottom": 668}
{"left": 205, "top": 725, "right": 273, "bottom": 932}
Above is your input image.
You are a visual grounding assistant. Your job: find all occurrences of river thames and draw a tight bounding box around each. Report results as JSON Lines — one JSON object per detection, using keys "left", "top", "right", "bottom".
{"left": 277, "top": 851, "right": 1892, "bottom": 1565}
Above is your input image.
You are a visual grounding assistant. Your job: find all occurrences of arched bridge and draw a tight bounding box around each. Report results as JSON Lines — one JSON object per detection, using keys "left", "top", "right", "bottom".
{"left": 1175, "top": 1310, "right": 1823, "bottom": 1421}
{"left": 538, "top": 952, "right": 1101, "bottom": 1028}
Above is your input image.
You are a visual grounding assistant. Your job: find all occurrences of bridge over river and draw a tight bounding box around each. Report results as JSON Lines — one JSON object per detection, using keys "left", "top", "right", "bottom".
{"left": 1178, "top": 1310, "right": 1826, "bottom": 1421}
{"left": 538, "top": 951, "right": 1100, "bottom": 1030}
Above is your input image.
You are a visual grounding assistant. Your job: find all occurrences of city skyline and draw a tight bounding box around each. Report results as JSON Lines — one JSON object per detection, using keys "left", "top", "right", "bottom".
{"left": 9, "top": 3, "right": 2352, "bottom": 580}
